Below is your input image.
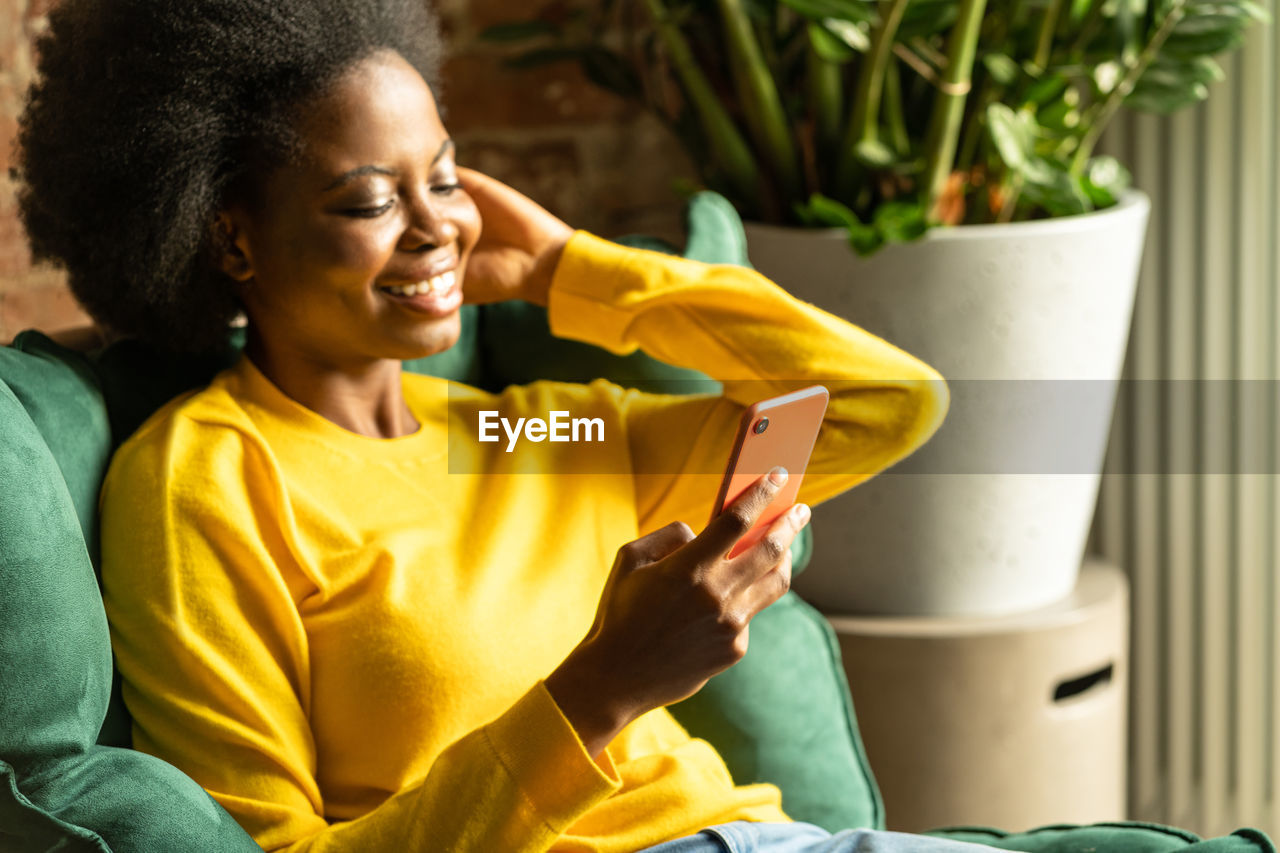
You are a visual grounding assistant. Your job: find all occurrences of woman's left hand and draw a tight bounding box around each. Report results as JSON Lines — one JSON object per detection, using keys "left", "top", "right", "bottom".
{"left": 458, "top": 166, "right": 573, "bottom": 307}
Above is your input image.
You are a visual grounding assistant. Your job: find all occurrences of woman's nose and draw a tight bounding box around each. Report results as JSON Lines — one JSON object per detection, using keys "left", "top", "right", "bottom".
{"left": 400, "top": 193, "right": 459, "bottom": 251}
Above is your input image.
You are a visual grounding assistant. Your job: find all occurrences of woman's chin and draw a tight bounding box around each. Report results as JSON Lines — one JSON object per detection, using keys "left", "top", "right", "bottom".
{"left": 395, "top": 314, "right": 463, "bottom": 362}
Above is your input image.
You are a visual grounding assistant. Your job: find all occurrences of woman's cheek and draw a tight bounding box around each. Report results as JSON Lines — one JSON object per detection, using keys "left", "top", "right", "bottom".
{"left": 324, "top": 222, "right": 399, "bottom": 272}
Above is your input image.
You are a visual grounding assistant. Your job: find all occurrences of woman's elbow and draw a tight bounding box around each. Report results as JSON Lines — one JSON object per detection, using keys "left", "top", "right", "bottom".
{"left": 904, "top": 363, "right": 950, "bottom": 454}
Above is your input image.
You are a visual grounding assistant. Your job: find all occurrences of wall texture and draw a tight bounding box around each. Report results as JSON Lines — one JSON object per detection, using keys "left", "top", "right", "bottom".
{"left": 0, "top": 0, "right": 693, "bottom": 342}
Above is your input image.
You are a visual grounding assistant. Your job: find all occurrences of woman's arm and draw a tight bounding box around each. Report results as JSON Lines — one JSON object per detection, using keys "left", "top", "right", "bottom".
{"left": 100, "top": 415, "right": 622, "bottom": 853}
{"left": 455, "top": 166, "right": 946, "bottom": 533}
{"left": 544, "top": 232, "right": 949, "bottom": 533}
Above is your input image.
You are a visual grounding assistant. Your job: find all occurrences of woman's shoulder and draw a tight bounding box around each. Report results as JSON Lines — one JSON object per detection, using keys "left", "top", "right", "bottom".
{"left": 106, "top": 361, "right": 273, "bottom": 489}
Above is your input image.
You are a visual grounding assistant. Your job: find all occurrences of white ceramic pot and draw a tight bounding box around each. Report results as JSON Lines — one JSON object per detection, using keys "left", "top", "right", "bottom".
{"left": 745, "top": 192, "right": 1150, "bottom": 616}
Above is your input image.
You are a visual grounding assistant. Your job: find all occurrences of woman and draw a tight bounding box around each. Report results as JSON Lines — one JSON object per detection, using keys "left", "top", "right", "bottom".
{"left": 16, "top": 1, "right": 999, "bottom": 851}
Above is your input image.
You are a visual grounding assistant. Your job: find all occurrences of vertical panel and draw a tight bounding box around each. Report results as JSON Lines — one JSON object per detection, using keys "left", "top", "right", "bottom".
{"left": 1132, "top": 109, "right": 1173, "bottom": 822}
{"left": 1095, "top": 22, "right": 1280, "bottom": 839}
{"left": 1199, "top": 65, "right": 1235, "bottom": 837}
{"left": 1233, "top": 29, "right": 1270, "bottom": 830}
{"left": 1270, "top": 9, "right": 1280, "bottom": 834}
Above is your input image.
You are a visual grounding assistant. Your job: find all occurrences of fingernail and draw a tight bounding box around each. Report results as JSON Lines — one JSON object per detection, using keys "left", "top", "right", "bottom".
{"left": 768, "top": 466, "right": 788, "bottom": 486}
{"left": 793, "top": 503, "right": 811, "bottom": 525}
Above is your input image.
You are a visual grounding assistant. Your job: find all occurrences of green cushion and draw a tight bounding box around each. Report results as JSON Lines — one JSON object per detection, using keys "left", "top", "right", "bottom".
{"left": 929, "top": 823, "right": 1276, "bottom": 852}
{"left": 94, "top": 304, "right": 484, "bottom": 449}
{"left": 669, "top": 592, "right": 883, "bottom": 832}
{"left": 1, "top": 334, "right": 111, "bottom": 560}
{"left": 0, "top": 374, "right": 259, "bottom": 851}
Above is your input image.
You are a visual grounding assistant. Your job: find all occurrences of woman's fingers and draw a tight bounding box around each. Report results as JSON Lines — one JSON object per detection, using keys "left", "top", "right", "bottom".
{"left": 743, "top": 549, "right": 793, "bottom": 617}
{"left": 456, "top": 166, "right": 572, "bottom": 306}
{"left": 691, "top": 468, "right": 789, "bottom": 563}
{"left": 728, "top": 503, "right": 808, "bottom": 598}
{"left": 457, "top": 166, "right": 569, "bottom": 241}
{"left": 617, "top": 520, "right": 697, "bottom": 568}
{"left": 457, "top": 167, "right": 526, "bottom": 232}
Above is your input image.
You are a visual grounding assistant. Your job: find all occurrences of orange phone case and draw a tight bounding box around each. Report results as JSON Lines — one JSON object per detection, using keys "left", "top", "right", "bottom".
{"left": 709, "top": 385, "right": 829, "bottom": 558}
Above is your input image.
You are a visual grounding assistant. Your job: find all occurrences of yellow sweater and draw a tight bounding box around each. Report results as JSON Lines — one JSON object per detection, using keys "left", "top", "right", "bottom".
{"left": 99, "top": 232, "right": 947, "bottom": 852}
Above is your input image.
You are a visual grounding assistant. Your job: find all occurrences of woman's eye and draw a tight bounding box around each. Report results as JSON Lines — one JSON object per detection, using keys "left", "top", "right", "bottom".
{"left": 344, "top": 201, "right": 395, "bottom": 218}
{"left": 432, "top": 183, "right": 463, "bottom": 196}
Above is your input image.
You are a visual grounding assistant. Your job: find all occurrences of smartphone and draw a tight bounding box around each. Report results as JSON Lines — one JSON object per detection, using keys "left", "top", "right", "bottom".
{"left": 709, "top": 385, "right": 829, "bottom": 558}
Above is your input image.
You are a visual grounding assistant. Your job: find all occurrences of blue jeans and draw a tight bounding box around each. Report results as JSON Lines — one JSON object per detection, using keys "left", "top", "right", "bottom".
{"left": 640, "top": 822, "right": 1020, "bottom": 852}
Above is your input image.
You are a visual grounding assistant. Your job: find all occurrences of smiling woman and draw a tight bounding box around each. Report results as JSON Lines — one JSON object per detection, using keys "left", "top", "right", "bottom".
{"left": 213, "top": 51, "right": 484, "bottom": 436}
{"left": 11, "top": 1, "right": 963, "bottom": 852}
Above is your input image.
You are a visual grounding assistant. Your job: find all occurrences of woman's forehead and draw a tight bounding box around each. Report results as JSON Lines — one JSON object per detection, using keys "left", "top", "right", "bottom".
{"left": 288, "top": 50, "right": 449, "bottom": 181}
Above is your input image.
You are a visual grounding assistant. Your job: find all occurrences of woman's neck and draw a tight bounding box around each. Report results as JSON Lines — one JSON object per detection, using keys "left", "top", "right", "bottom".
{"left": 244, "top": 329, "right": 420, "bottom": 439}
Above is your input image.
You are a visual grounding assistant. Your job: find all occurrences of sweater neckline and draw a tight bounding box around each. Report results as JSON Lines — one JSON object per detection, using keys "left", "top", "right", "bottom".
{"left": 232, "top": 354, "right": 449, "bottom": 460}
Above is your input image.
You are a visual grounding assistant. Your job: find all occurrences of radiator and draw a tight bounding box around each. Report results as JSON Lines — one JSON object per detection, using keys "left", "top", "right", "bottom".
{"left": 1090, "top": 22, "right": 1279, "bottom": 838}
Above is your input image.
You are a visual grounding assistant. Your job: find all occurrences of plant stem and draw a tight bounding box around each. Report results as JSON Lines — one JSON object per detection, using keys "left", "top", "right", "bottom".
{"left": 956, "top": 76, "right": 993, "bottom": 172}
{"left": 1034, "top": 0, "right": 1065, "bottom": 70}
{"left": 806, "top": 40, "right": 845, "bottom": 163}
{"left": 1070, "top": 0, "right": 1186, "bottom": 170}
{"left": 715, "top": 0, "right": 804, "bottom": 206}
{"left": 640, "top": 0, "right": 763, "bottom": 212}
{"left": 1068, "top": 0, "right": 1108, "bottom": 58}
{"left": 836, "top": 0, "right": 913, "bottom": 197}
{"left": 884, "top": 58, "right": 910, "bottom": 157}
{"left": 922, "top": 0, "right": 989, "bottom": 221}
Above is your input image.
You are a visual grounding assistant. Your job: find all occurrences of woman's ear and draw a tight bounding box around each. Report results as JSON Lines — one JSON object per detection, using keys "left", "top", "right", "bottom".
{"left": 211, "top": 211, "right": 255, "bottom": 282}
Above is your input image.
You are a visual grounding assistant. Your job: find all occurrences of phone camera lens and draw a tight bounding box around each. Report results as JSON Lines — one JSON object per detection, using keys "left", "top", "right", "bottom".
{"left": 754, "top": 417, "right": 769, "bottom": 435}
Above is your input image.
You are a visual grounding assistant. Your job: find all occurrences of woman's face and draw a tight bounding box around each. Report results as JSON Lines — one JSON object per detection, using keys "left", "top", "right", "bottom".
{"left": 220, "top": 50, "right": 481, "bottom": 367}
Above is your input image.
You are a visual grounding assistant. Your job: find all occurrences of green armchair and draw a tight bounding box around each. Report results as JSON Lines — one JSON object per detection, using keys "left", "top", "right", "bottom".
{"left": 0, "top": 192, "right": 1270, "bottom": 853}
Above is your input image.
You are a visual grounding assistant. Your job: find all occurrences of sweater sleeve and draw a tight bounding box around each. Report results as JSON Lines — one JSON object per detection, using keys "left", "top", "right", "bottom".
{"left": 546, "top": 231, "right": 950, "bottom": 534}
{"left": 99, "top": 416, "right": 622, "bottom": 853}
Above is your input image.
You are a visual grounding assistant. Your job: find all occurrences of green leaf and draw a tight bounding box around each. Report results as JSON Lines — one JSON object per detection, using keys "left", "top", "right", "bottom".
{"left": 983, "top": 53, "right": 1020, "bottom": 85}
{"left": 1162, "top": 9, "right": 1253, "bottom": 56}
{"left": 580, "top": 47, "right": 643, "bottom": 99}
{"left": 1069, "top": 0, "right": 1097, "bottom": 23}
{"left": 796, "top": 193, "right": 865, "bottom": 227}
{"left": 1082, "top": 155, "right": 1132, "bottom": 206}
{"left": 822, "top": 17, "right": 872, "bottom": 51}
{"left": 854, "top": 138, "right": 897, "bottom": 167}
{"left": 479, "top": 20, "right": 562, "bottom": 42}
{"left": 1115, "top": 0, "right": 1144, "bottom": 60}
{"left": 848, "top": 224, "right": 886, "bottom": 255}
{"left": 1038, "top": 98, "right": 1081, "bottom": 131}
{"left": 1093, "top": 61, "right": 1123, "bottom": 94}
{"left": 1020, "top": 164, "right": 1092, "bottom": 216}
{"left": 1124, "top": 81, "right": 1210, "bottom": 112}
{"left": 1162, "top": 27, "right": 1246, "bottom": 56}
{"left": 872, "top": 201, "right": 930, "bottom": 243}
{"left": 1234, "top": 0, "right": 1272, "bottom": 23}
{"left": 807, "top": 20, "right": 860, "bottom": 61}
{"left": 986, "top": 103, "right": 1034, "bottom": 172}
{"left": 1128, "top": 56, "right": 1222, "bottom": 113}
{"left": 502, "top": 47, "right": 584, "bottom": 70}
{"left": 780, "top": 0, "right": 875, "bottom": 22}
{"left": 1023, "top": 73, "right": 1068, "bottom": 105}
{"left": 1172, "top": 10, "right": 1254, "bottom": 35}
{"left": 899, "top": 0, "right": 958, "bottom": 38}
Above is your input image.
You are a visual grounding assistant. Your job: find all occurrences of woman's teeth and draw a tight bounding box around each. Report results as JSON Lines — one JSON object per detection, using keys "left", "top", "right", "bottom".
{"left": 383, "top": 270, "right": 456, "bottom": 297}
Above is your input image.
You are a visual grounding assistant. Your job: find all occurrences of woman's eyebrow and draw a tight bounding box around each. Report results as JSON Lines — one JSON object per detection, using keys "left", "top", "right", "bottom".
{"left": 321, "top": 139, "right": 455, "bottom": 192}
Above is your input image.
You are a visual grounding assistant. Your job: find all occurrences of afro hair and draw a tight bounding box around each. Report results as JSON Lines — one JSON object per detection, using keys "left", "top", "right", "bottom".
{"left": 14, "top": 0, "right": 446, "bottom": 353}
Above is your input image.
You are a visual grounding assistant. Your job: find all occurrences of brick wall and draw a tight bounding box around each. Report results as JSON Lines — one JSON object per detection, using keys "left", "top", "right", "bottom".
{"left": 0, "top": 0, "right": 693, "bottom": 342}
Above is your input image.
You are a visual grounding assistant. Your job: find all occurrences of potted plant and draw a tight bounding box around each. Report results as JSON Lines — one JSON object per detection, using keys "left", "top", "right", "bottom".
{"left": 483, "top": 0, "right": 1264, "bottom": 616}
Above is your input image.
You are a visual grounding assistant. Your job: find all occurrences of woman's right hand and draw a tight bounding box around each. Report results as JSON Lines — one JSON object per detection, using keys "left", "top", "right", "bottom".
{"left": 545, "top": 468, "right": 811, "bottom": 758}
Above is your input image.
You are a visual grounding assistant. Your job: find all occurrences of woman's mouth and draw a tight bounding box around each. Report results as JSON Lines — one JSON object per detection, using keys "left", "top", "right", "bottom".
{"left": 377, "top": 270, "right": 462, "bottom": 317}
